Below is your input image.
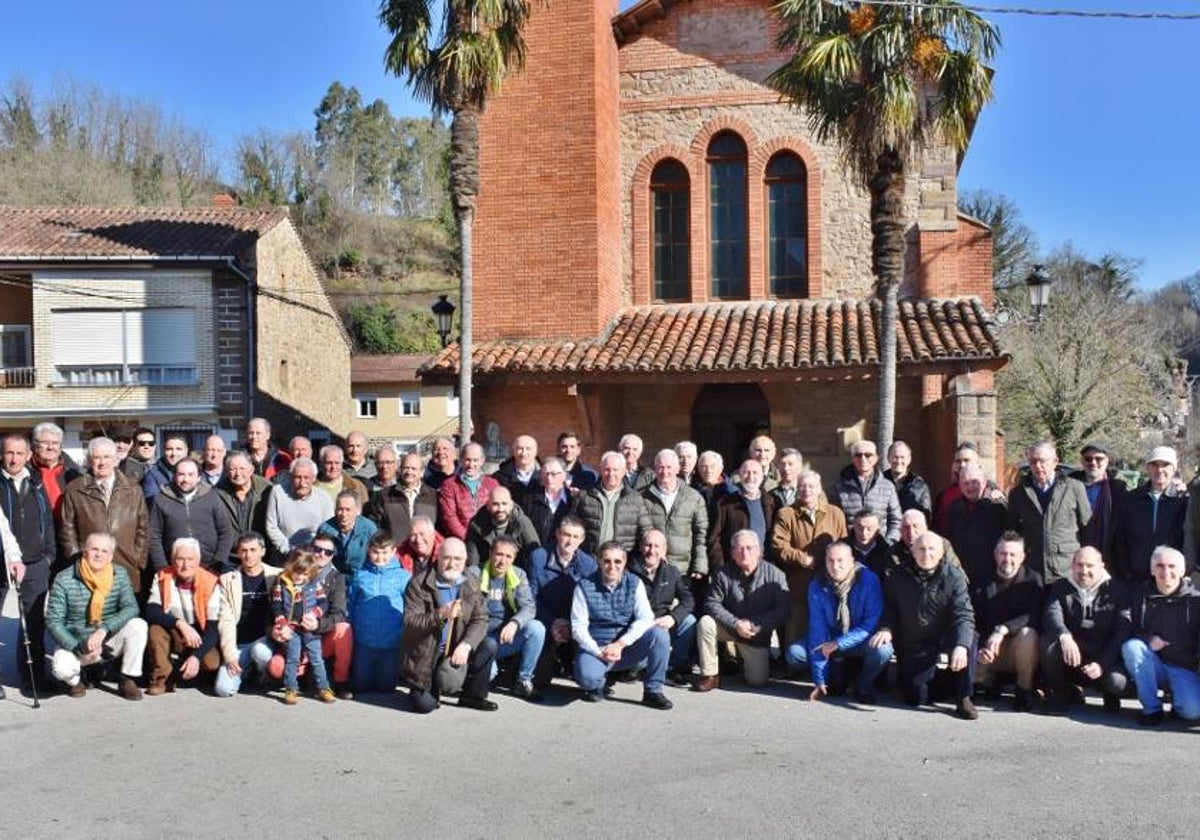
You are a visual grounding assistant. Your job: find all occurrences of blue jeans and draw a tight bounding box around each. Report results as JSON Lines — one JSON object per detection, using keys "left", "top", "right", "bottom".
{"left": 669, "top": 614, "right": 697, "bottom": 670}
{"left": 352, "top": 645, "right": 400, "bottom": 694}
{"left": 787, "top": 638, "right": 893, "bottom": 694}
{"left": 214, "top": 637, "right": 274, "bottom": 697}
{"left": 284, "top": 632, "right": 329, "bottom": 691}
{"left": 491, "top": 619, "right": 546, "bottom": 682}
{"left": 575, "top": 626, "right": 669, "bottom": 694}
{"left": 1122, "top": 638, "right": 1200, "bottom": 719}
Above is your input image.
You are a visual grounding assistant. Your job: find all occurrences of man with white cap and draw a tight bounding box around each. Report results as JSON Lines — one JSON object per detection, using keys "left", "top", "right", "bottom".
{"left": 1112, "top": 446, "right": 1186, "bottom": 584}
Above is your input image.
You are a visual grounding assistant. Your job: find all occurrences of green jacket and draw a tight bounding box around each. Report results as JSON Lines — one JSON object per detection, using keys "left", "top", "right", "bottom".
{"left": 46, "top": 561, "right": 140, "bottom": 653}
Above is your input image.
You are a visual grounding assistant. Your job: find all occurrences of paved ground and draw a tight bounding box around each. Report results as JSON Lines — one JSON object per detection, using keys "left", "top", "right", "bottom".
{"left": 2, "top": 591, "right": 1197, "bottom": 839}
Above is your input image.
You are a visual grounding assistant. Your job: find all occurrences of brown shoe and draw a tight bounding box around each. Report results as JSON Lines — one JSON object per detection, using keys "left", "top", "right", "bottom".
{"left": 693, "top": 675, "right": 720, "bottom": 693}
{"left": 67, "top": 681, "right": 86, "bottom": 698}
{"left": 118, "top": 677, "right": 143, "bottom": 701}
{"left": 145, "top": 681, "right": 167, "bottom": 696}
{"left": 318, "top": 688, "right": 337, "bottom": 704}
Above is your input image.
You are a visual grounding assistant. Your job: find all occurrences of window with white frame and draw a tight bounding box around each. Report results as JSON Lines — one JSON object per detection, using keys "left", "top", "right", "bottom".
{"left": 52, "top": 308, "right": 197, "bottom": 386}
{"left": 0, "top": 325, "right": 32, "bottom": 369}
{"left": 356, "top": 395, "right": 379, "bottom": 419}
{"left": 399, "top": 391, "right": 421, "bottom": 417}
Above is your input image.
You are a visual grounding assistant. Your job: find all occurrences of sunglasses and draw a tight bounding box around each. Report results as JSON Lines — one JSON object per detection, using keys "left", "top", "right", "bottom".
{"left": 312, "top": 546, "right": 335, "bottom": 557}
{"left": 136, "top": 439, "right": 155, "bottom": 446}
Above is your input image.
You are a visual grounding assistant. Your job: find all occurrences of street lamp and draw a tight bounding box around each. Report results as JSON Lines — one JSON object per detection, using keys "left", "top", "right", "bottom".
{"left": 1026, "top": 264, "right": 1052, "bottom": 321}
{"left": 431, "top": 294, "right": 456, "bottom": 348}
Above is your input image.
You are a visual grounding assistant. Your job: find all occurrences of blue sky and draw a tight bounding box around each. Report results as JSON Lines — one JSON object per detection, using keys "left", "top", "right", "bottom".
{"left": 4, "top": 0, "right": 1198, "bottom": 288}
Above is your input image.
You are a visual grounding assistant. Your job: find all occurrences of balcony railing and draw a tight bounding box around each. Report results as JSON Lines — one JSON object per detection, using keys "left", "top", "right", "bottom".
{"left": 0, "top": 367, "right": 35, "bottom": 388}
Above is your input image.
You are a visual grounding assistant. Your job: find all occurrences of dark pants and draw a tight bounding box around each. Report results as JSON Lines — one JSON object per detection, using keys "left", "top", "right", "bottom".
{"left": 1, "top": 560, "right": 49, "bottom": 682}
{"left": 897, "top": 639, "right": 978, "bottom": 705}
{"left": 1042, "top": 638, "right": 1128, "bottom": 697}
{"left": 533, "top": 630, "right": 576, "bottom": 689}
{"left": 410, "top": 636, "right": 497, "bottom": 713}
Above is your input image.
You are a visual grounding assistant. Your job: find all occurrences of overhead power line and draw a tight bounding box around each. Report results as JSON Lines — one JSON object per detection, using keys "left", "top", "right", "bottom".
{"left": 854, "top": 0, "right": 1200, "bottom": 20}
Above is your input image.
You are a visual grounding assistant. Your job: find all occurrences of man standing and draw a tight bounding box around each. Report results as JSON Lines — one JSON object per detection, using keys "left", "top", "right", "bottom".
{"left": 1007, "top": 442, "right": 1091, "bottom": 583}
{"left": 344, "top": 431, "right": 376, "bottom": 482}
{"left": 557, "top": 431, "right": 599, "bottom": 492}
{"left": 522, "top": 457, "right": 572, "bottom": 547}
{"left": 368, "top": 451, "right": 438, "bottom": 543}
{"left": 1070, "top": 442, "right": 1128, "bottom": 558}
{"left": 144, "top": 537, "right": 222, "bottom": 694}
{"left": 120, "top": 427, "right": 157, "bottom": 485}
{"left": 675, "top": 441, "right": 698, "bottom": 485}
{"left": 148, "top": 458, "right": 235, "bottom": 573}
{"left": 263, "top": 457, "right": 333, "bottom": 558}
{"left": 629, "top": 529, "right": 695, "bottom": 685}
{"left": 619, "top": 433, "right": 653, "bottom": 492}
{"left": 847, "top": 509, "right": 892, "bottom": 577}
{"left": 494, "top": 434, "right": 541, "bottom": 507}
{"left": 709, "top": 459, "right": 778, "bottom": 571}
{"left": 747, "top": 435, "right": 780, "bottom": 493}
{"left": 368, "top": 444, "right": 400, "bottom": 496}
{"left": 834, "top": 440, "right": 902, "bottom": 542}
{"left": 141, "top": 433, "right": 189, "bottom": 501}
{"left": 884, "top": 440, "right": 932, "bottom": 522}
{"left": 422, "top": 436, "right": 458, "bottom": 491}
{"left": 243, "top": 417, "right": 290, "bottom": 480}
{"left": 771, "top": 469, "right": 848, "bottom": 654}
{"left": 1112, "top": 446, "right": 1186, "bottom": 583}
{"left": 199, "top": 435, "right": 227, "bottom": 487}
{"left": 214, "top": 533, "right": 280, "bottom": 697}
{"left": 788, "top": 542, "right": 891, "bottom": 703}
{"left": 889, "top": 510, "right": 959, "bottom": 572}
{"left": 437, "top": 442, "right": 498, "bottom": 540}
{"left": 1121, "top": 546, "right": 1200, "bottom": 726}
{"left": 478, "top": 537, "right": 545, "bottom": 701}
{"left": 317, "top": 491, "right": 379, "bottom": 580}
{"left": 871, "top": 532, "right": 978, "bottom": 720}
{"left": 695, "top": 531, "right": 790, "bottom": 692}
{"left": 315, "top": 445, "right": 370, "bottom": 508}
{"left": 1042, "top": 546, "right": 1129, "bottom": 714}
{"left": 464, "top": 486, "right": 539, "bottom": 568}
{"left": 398, "top": 516, "right": 443, "bottom": 575}
{"left": 216, "top": 451, "right": 273, "bottom": 552}
{"left": 946, "top": 463, "right": 1008, "bottom": 586}
{"left": 401, "top": 537, "right": 498, "bottom": 713}
{"left": 59, "top": 437, "right": 149, "bottom": 597}
{"left": 527, "top": 516, "right": 597, "bottom": 691}
{"left": 30, "top": 422, "right": 82, "bottom": 520}
{"left": 0, "top": 433, "right": 55, "bottom": 687}
{"left": 771, "top": 448, "right": 804, "bottom": 510}
{"left": 972, "top": 533, "right": 1044, "bottom": 712}
{"left": 571, "top": 542, "right": 673, "bottom": 709}
{"left": 45, "top": 531, "right": 145, "bottom": 699}
{"left": 572, "top": 452, "right": 650, "bottom": 557}
{"left": 642, "top": 449, "right": 709, "bottom": 581}
{"left": 691, "top": 451, "right": 734, "bottom": 509}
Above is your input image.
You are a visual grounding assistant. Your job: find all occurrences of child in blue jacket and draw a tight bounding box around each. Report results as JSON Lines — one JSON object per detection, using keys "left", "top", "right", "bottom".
{"left": 348, "top": 531, "right": 412, "bottom": 694}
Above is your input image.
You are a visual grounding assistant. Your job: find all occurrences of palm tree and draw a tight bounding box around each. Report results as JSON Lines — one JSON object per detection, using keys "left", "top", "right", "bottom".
{"left": 769, "top": 0, "right": 999, "bottom": 453}
{"left": 380, "top": 0, "right": 537, "bottom": 444}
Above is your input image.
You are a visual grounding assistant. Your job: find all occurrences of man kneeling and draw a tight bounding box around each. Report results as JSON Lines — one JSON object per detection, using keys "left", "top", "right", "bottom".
{"left": 46, "top": 532, "right": 145, "bottom": 700}
{"left": 788, "top": 542, "right": 891, "bottom": 703}
{"left": 571, "top": 541, "right": 673, "bottom": 709}
{"left": 145, "top": 537, "right": 222, "bottom": 694}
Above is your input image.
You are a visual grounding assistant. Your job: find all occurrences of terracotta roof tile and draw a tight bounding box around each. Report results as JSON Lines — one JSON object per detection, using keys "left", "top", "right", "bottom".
{"left": 0, "top": 205, "right": 289, "bottom": 259}
{"left": 423, "top": 298, "right": 1002, "bottom": 377}
{"left": 351, "top": 354, "right": 431, "bottom": 383}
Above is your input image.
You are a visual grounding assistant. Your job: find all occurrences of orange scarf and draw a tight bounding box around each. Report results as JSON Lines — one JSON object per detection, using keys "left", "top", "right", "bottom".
{"left": 79, "top": 560, "right": 114, "bottom": 626}
{"left": 156, "top": 567, "right": 218, "bottom": 630}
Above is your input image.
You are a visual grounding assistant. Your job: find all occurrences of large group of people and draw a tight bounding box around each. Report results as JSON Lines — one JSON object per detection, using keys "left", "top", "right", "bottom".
{"left": 2, "top": 419, "right": 1199, "bottom": 727}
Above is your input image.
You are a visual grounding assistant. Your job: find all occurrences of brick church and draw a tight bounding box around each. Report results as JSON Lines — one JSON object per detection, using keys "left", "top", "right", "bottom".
{"left": 423, "top": 0, "right": 1005, "bottom": 485}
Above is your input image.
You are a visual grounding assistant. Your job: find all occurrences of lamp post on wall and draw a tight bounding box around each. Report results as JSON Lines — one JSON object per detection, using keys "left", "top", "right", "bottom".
{"left": 431, "top": 294, "right": 456, "bottom": 348}
{"left": 1026, "top": 264, "right": 1052, "bottom": 322}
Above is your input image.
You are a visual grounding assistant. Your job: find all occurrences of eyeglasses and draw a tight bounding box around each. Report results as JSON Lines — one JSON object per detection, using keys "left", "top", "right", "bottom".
{"left": 312, "top": 546, "right": 335, "bottom": 557}
{"left": 136, "top": 439, "right": 155, "bottom": 446}
{"left": 852, "top": 453, "right": 876, "bottom": 459}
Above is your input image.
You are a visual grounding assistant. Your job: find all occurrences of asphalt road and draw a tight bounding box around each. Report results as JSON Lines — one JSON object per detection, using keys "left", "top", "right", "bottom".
{"left": 2, "top": 591, "right": 1197, "bottom": 839}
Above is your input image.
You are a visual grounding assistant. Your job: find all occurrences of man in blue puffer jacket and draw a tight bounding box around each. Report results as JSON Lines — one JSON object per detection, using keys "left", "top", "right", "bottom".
{"left": 787, "top": 542, "right": 891, "bottom": 703}
{"left": 348, "top": 531, "right": 411, "bottom": 694}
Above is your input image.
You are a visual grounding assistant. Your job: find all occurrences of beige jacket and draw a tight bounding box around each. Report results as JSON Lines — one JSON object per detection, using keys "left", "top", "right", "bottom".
{"left": 217, "top": 563, "right": 282, "bottom": 663}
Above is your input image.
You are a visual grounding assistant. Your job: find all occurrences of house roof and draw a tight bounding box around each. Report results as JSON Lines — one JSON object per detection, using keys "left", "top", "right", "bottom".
{"left": 0, "top": 206, "right": 289, "bottom": 260}
{"left": 612, "top": 0, "right": 692, "bottom": 44}
{"left": 423, "top": 297, "right": 1001, "bottom": 378}
{"left": 351, "top": 354, "right": 432, "bottom": 384}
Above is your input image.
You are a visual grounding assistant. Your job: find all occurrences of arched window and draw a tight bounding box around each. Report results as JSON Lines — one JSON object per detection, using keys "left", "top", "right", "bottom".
{"left": 650, "top": 159, "right": 690, "bottom": 301}
{"left": 765, "top": 151, "right": 808, "bottom": 297}
{"left": 707, "top": 132, "right": 748, "bottom": 299}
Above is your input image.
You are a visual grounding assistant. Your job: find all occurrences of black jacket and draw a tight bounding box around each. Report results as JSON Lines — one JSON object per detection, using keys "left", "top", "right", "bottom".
{"left": 148, "top": 482, "right": 235, "bottom": 572}
{"left": 366, "top": 482, "right": 439, "bottom": 544}
{"left": 629, "top": 557, "right": 694, "bottom": 627}
{"left": 493, "top": 458, "right": 541, "bottom": 508}
{"left": 1111, "top": 486, "right": 1187, "bottom": 583}
{"left": 881, "top": 558, "right": 975, "bottom": 654}
{"left": 1126, "top": 577, "right": 1200, "bottom": 669}
{"left": 522, "top": 492, "right": 571, "bottom": 548}
{"left": 884, "top": 469, "right": 933, "bottom": 522}
{"left": 971, "top": 565, "right": 1044, "bottom": 638}
{"left": 707, "top": 491, "right": 778, "bottom": 568}
{"left": 1043, "top": 576, "right": 1128, "bottom": 670}
{"left": 464, "top": 506, "right": 540, "bottom": 568}
{"left": 850, "top": 536, "right": 893, "bottom": 579}
{"left": 0, "top": 469, "right": 55, "bottom": 566}
{"left": 1069, "top": 469, "right": 1130, "bottom": 557}
{"left": 946, "top": 495, "right": 1008, "bottom": 586}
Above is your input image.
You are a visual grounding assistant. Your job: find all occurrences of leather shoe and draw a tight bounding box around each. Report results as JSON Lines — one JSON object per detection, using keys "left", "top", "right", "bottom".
{"left": 67, "top": 681, "right": 86, "bottom": 698}
{"left": 459, "top": 694, "right": 499, "bottom": 712}
{"left": 693, "top": 675, "right": 720, "bottom": 693}
{"left": 580, "top": 688, "right": 605, "bottom": 702}
{"left": 117, "top": 677, "right": 143, "bottom": 701}
{"left": 642, "top": 691, "right": 673, "bottom": 710}
{"left": 956, "top": 697, "right": 979, "bottom": 720}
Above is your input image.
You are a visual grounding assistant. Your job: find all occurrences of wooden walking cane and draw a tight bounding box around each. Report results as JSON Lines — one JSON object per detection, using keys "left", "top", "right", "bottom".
{"left": 443, "top": 599, "right": 461, "bottom": 657}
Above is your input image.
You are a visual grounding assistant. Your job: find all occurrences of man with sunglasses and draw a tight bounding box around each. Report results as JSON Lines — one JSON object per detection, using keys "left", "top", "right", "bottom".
{"left": 120, "top": 428, "right": 157, "bottom": 485}
{"left": 834, "top": 440, "right": 902, "bottom": 542}
{"left": 1069, "top": 442, "right": 1129, "bottom": 560}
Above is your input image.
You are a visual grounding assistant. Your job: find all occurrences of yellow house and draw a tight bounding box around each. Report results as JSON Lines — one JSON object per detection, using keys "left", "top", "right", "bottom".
{"left": 351, "top": 354, "right": 459, "bottom": 453}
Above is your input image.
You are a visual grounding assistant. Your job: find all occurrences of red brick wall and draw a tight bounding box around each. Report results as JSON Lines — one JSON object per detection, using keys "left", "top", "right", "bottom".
{"left": 474, "top": 0, "right": 622, "bottom": 341}
{"left": 917, "top": 216, "right": 994, "bottom": 305}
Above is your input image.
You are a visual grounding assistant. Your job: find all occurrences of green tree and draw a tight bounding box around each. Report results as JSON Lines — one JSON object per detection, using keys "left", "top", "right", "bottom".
{"left": 769, "top": 1, "right": 999, "bottom": 452}
{"left": 380, "top": 0, "right": 540, "bottom": 443}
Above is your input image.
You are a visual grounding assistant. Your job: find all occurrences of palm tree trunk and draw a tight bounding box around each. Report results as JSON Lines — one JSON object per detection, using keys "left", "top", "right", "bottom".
{"left": 870, "top": 148, "right": 906, "bottom": 454}
{"left": 450, "top": 106, "right": 481, "bottom": 444}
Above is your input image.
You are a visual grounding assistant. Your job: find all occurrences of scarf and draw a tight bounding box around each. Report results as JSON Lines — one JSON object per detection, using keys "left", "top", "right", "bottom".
{"left": 156, "top": 567, "right": 218, "bottom": 630}
{"left": 481, "top": 563, "right": 521, "bottom": 614}
{"left": 79, "top": 560, "right": 114, "bottom": 626}
{"left": 833, "top": 567, "right": 857, "bottom": 634}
